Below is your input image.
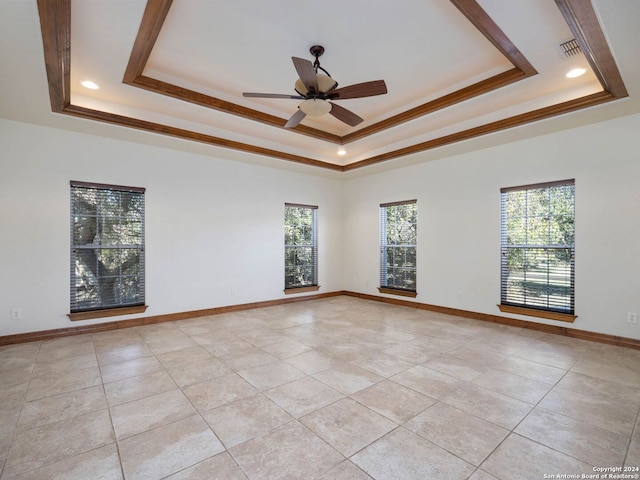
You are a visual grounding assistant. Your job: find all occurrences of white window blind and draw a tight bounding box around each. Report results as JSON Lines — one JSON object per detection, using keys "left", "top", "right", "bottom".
{"left": 500, "top": 180, "right": 575, "bottom": 314}
{"left": 70, "top": 181, "right": 145, "bottom": 312}
{"left": 380, "top": 200, "right": 417, "bottom": 292}
{"left": 284, "top": 203, "right": 318, "bottom": 289}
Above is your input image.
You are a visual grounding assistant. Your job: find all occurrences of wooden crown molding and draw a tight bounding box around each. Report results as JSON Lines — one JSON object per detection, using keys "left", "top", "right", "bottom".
{"left": 36, "top": 0, "right": 626, "bottom": 171}
{"left": 123, "top": 0, "right": 537, "bottom": 145}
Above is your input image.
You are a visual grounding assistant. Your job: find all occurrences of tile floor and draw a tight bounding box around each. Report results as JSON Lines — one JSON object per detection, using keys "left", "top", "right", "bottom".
{"left": 1, "top": 296, "right": 640, "bottom": 479}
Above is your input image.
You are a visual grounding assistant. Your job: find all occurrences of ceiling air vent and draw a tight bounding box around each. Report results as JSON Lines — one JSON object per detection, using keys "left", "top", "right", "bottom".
{"left": 556, "top": 38, "right": 582, "bottom": 59}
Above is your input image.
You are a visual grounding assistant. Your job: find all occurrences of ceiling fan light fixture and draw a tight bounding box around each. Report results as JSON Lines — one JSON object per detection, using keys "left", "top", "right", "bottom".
{"left": 299, "top": 99, "right": 331, "bottom": 116}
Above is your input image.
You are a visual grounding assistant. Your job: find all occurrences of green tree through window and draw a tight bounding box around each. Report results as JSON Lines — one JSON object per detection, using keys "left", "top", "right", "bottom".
{"left": 501, "top": 180, "right": 575, "bottom": 314}
{"left": 380, "top": 200, "right": 417, "bottom": 293}
{"left": 284, "top": 204, "right": 318, "bottom": 289}
{"left": 71, "top": 181, "right": 145, "bottom": 312}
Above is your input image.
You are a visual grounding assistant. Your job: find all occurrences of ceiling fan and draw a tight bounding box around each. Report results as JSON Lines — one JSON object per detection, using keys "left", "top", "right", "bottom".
{"left": 243, "top": 45, "right": 388, "bottom": 129}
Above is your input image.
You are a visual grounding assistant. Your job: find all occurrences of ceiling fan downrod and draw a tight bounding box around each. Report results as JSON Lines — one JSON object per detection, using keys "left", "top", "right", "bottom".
{"left": 310, "top": 45, "right": 331, "bottom": 77}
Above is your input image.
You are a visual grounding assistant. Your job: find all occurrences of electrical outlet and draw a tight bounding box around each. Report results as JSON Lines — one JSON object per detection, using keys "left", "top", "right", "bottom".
{"left": 456, "top": 291, "right": 462, "bottom": 301}
{"left": 11, "top": 308, "right": 21, "bottom": 320}
{"left": 628, "top": 312, "right": 638, "bottom": 324}
{"left": 231, "top": 288, "right": 237, "bottom": 296}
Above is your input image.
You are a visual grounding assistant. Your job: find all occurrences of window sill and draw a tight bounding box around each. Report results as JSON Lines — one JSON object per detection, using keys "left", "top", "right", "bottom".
{"left": 68, "top": 305, "right": 148, "bottom": 321}
{"left": 284, "top": 286, "right": 320, "bottom": 295}
{"left": 497, "top": 304, "right": 576, "bottom": 323}
{"left": 378, "top": 287, "right": 417, "bottom": 298}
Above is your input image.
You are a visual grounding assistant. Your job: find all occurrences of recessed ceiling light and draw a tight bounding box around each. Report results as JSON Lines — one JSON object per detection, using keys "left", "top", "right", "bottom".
{"left": 80, "top": 80, "right": 99, "bottom": 90}
{"left": 337, "top": 149, "right": 346, "bottom": 156}
{"left": 566, "top": 68, "right": 586, "bottom": 78}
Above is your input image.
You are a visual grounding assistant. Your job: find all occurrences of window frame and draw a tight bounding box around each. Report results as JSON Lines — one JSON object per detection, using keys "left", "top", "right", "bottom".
{"left": 498, "top": 179, "right": 576, "bottom": 322}
{"left": 379, "top": 199, "right": 418, "bottom": 297}
{"left": 69, "top": 180, "right": 147, "bottom": 320}
{"left": 284, "top": 203, "right": 319, "bottom": 294}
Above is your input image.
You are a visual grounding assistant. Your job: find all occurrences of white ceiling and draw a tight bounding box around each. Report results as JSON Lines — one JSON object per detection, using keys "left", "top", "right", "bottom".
{"left": 1, "top": 0, "right": 639, "bottom": 176}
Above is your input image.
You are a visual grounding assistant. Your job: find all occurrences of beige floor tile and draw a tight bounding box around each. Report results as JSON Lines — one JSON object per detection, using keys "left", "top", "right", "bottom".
{"left": 352, "top": 427, "right": 475, "bottom": 480}
{"left": 32, "top": 352, "right": 98, "bottom": 375}
{"left": 468, "top": 470, "right": 500, "bottom": 480}
{"left": 156, "top": 345, "right": 213, "bottom": 367}
{"left": 26, "top": 367, "right": 102, "bottom": 401}
{"left": 538, "top": 387, "right": 637, "bottom": 436}
{"left": 423, "top": 354, "right": 488, "bottom": 381}
{"left": 229, "top": 421, "right": 343, "bottom": 480}
{"left": 494, "top": 356, "right": 567, "bottom": 384}
{"left": 95, "top": 340, "right": 152, "bottom": 366}
{"left": 391, "top": 365, "right": 462, "bottom": 400}
{"left": 481, "top": 433, "right": 594, "bottom": 478}
{"left": 220, "top": 347, "right": 278, "bottom": 371}
{"left": 3, "top": 409, "right": 114, "bottom": 477}
{"left": 557, "top": 371, "right": 640, "bottom": 406}
{"left": 164, "top": 452, "right": 248, "bottom": 480}
{"left": 145, "top": 335, "right": 199, "bottom": 355}
{"left": 317, "top": 342, "right": 376, "bottom": 363}
{"left": 443, "top": 383, "right": 533, "bottom": 430}
{"left": 313, "top": 364, "right": 384, "bottom": 395}
{"left": 318, "top": 460, "right": 373, "bottom": 479}
{"left": 182, "top": 373, "right": 257, "bottom": 412}
{"left": 350, "top": 352, "right": 414, "bottom": 378}
{"left": 405, "top": 403, "right": 509, "bottom": 466}
{"left": 110, "top": 389, "right": 196, "bottom": 440}
{"left": 3, "top": 297, "right": 640, "bottom": 479}
{"left": 237, "top": 361, "right": 306, "bottom": 391}
{"left": 0, "top": 343, "right": 39, "bottom": 372}
{"left": 472, "top": 369, "right": 553, "bottom": 404}
{"left": 202, "top": 338, "right": 255, "bottom": 357}
{"left": 283, "top": 350, "right": 336, "bottom": 375}
{"left": 300, "top": 398, "right": 396, "bottom": 457}
{"left": 202, "top": 394, "right": 293, "bottom": 448}
{"left": 515, "top": 408, "right": 628, "bottom": 467}
{"left": 626, "top": 417, "right": 640, "bottom": 467}
{"left": 17, "top": 385, "right": 107, "bottom": 432}
{"left": 259, "top": 339, "right": 312, "bottom": 359}
{"left": 165, "top": 357, "right": 231, "bottom": 387}
{"left": 0, "top": 377, "right": 29, "bottom": 406}
{"left": 351, "top": 379, "right": 435, "bottom": 424}
{"left": 37, "top": 339, "right": 95, "bottom": 362}
{"left": 447, "top": 344, "right": 509, "bottom": 368}
{"left": 100, "top": 355, "right": 162, "bottom": 384}
{"left": 264, "top": 376, "right": 343, "bottom": 418}
{"left": 118, "top": 415, "right": 224, "bottom": 480}
{"left": 5, "top": 444, "right": 122, "bottom": 480}
{"left": 189, "top": 330, "right": 236, "bottom": 346}
{"left": 514, "top": 342, "right": 581, "bottom": 369}
{"left": 240, "top": 331, "right": 292, "bottom": 348}
{"left": 466, "top": 331, "right": 534, "bottom": 355}
{"left": 0, "top": 367, "right": 33, "bottom": 396}
{"left": 103, "top": 370, "right": 176, "bottom": 406}
{"left": 571, "top": 357, "right": 640, "bottom": 388}
{"left": 382, "top": 343, "right": 434, "bottom": 364}
{"left": 0, "top": 401, "right": 23, "bottom": 460}
{"left": 135, "top": 323, "right": 182, "bottom": 342}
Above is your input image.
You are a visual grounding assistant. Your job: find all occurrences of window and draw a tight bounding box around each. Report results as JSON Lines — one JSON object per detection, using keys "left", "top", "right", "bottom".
{"left": 500, "top": 180, "right": 575, "bottom": 321}
{"left": 284, "top": 203, "right": 318, "bottom": 292}
{"left": 379, "top": 200, "right": 417, "bottom": 297}
{"left": 70, "top": 181, "right": 146, "bottom": 319}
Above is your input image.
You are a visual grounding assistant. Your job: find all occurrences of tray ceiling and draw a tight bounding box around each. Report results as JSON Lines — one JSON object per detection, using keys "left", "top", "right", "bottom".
{"left": 1, "top": 0, "right": 639, "bottom": 174}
